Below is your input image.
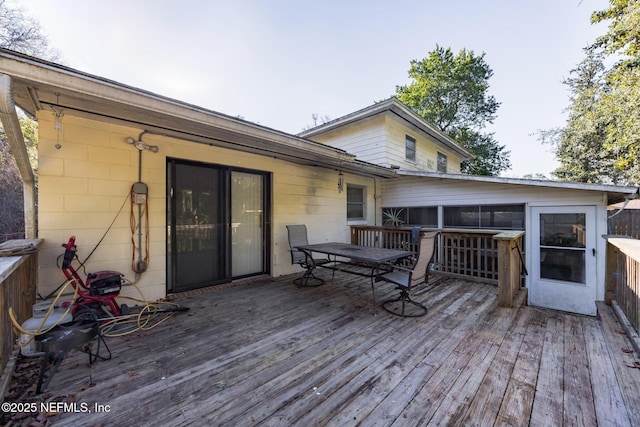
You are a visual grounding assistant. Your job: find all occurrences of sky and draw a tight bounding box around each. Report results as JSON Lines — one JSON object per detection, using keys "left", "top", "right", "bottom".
{"left": 15, "top": 0, "right": 609, "bottom": 178}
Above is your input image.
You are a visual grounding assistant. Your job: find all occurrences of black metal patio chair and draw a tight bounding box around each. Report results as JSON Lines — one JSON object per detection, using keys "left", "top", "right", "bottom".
{"left": 286, "top": 225, "right": 327, "bottom": 287}
{"left": 377, "top": 230, "right": 439, "bottom": 317}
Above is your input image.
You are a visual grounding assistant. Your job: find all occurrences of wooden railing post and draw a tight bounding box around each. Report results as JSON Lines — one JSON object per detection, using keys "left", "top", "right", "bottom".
{"left": 494, "top": 231, "right": 525, "bottom": 307}
{"left": 605, "top": 240, "right": 619, "bottom": 304}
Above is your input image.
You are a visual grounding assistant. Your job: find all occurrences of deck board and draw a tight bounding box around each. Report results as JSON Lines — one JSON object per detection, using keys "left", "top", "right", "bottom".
{"left": 529, "top": 313, "right": 564, "bottom": 426}
{"left": 583, "top": 316, "right": 631, "bottom": 426}
{"left": 496, "top": 307, "right": 548, "bottom": 426}
{"left": 27, "top": 272, "right": 640, "bottom": 426}
{"left": 563, "top": 314, "right": 598, "bottom": 426}
{"left": 456, "top": 302, "right": 534, "bottom": 426}
{"left": 595, "top": 301, "right": 640, "bottom": 426}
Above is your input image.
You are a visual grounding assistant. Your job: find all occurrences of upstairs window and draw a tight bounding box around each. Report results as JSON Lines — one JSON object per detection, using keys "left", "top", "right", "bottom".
{"left": 405, "top": 135, "right": 416, "bottom": 162}
{"left": 347, "top": 185, "right": 366, "bottom": 220}
{"left": 437, "top": 152, "right": 447, "bottom": 173}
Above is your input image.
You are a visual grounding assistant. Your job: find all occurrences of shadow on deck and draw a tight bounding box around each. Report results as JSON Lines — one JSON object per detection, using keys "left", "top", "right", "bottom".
{"left": 30, "top": 271, "right": 640, "bottom": 426}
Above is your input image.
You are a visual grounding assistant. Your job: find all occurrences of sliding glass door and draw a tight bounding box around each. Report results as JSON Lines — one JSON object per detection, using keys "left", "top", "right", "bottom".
{"left": 167, "top": 160, "right": 270, "bottom": 293}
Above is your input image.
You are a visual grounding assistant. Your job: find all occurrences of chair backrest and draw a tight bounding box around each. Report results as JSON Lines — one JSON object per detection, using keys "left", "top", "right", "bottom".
{"left": 286, "top": 225, "right": 309, "bottom": 265}
{"left": 409, "top": 231, "right": 439, "bottom": 287}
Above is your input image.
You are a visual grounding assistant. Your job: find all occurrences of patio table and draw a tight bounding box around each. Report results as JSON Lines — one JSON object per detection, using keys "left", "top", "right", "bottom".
{"left": 294, "top": 242, "right": 414, "bottom": 314}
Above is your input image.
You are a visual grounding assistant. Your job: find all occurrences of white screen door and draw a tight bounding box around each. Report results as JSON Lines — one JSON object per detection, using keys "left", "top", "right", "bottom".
{"left": 529, "top": 206, "right": 597, "bottom": 315}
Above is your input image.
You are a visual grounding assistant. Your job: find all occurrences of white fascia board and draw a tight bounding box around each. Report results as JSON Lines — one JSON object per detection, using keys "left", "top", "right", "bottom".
{"left": 396, "top": 170, "right": 640, "bottom": 199}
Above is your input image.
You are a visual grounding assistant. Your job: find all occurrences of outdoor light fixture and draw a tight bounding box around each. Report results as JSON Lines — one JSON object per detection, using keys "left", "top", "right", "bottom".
{"left": 50, "top": 93, "right": 64, "bottom": 149}
{"left": 338, "top": 170, "right": 344, "bottom": 193}
{"left": 126, "top": 136, "right": 159, "bottom": 153}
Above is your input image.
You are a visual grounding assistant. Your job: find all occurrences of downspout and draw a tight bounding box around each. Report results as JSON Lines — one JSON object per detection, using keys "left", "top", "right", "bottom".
{"left": 0, "top": 74, "right": 36, "bottom": 238}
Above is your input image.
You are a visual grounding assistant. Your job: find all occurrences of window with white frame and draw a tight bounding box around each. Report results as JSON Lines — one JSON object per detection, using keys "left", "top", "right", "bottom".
{"left": 437, "top": 152, "right": 447, "bottom": 173}
{"left": 347, "top": 185, "right": 366, "bottom": 220}
{"left": 405, "top": 135, "right": 416, "bottom": 162}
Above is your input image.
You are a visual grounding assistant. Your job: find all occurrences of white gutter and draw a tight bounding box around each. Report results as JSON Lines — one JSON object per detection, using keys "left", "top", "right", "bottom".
{"left": 0, "top": 73, "right": 36, "bottom": 238}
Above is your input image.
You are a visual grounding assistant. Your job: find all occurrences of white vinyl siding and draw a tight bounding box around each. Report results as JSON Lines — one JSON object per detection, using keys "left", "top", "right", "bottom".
{"left": 309, "top": 116, "right": 387, "bottom": 166}
{"left": 308, "top": 114, "right": 464, "bottom": 174}
{"left": 381, "top": 176, "right": 607, "bottom": 207}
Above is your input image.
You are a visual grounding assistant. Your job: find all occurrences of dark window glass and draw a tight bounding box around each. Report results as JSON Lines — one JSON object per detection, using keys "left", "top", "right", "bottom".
{"left": 444, "top": 206, "right": 480, "bottom": 228}
{"left": 482, "top": 205, "right": 525, "bottom": 229}
{"left": 407, "top": 207, "right": 438, "bottom": 227}
{"left": 382, "top": 206, "right": 438, "bottom": 227}
{"left": 347, "top": 185, "right": 365, "bottom": 220}
{"left": 444, "top": 204, "right": 525, "bottom": 230}
{"left": 382, "top": 207, "right": 407, "bottom": 227}
{"left": 539, "top": 213, "right": 586, "bottom": 283}
{"left": 405, "top": 135, "right": 416, "bottom": 162}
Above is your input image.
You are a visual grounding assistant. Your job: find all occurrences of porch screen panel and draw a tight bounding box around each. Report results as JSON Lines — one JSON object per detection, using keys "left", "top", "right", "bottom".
{"left": 539, "top": 213, "right": 586, "bottom": 283}
{"left": 231, "top": 171, "right": 264, "bottom": 276}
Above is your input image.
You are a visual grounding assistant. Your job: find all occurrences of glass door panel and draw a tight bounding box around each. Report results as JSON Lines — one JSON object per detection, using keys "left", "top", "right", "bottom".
{"left": 539, "top": 213, "right": 586, "bottom": 284}
{"left": 530, "top": 206, "right": 596, "bottom": 316}
{"left": 231, "top": 171, "right": 264, "bottom": 277}
{"left": 168, "top": 160, "right": 270, "bottom": 293}
{"left": 170, "top": 162, "right": 228, "bottom": 292}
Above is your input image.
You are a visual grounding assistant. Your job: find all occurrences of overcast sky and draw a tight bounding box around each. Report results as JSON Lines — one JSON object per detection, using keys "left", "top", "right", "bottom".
{"left": 16, "top": 0, "right": 608, "bottom": 177}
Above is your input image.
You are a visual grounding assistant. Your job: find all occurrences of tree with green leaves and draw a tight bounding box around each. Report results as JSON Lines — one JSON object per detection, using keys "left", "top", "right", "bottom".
{"left": 544, "top": 49, "right": 623, "bottom": 184}
{"left": 395, "top": 45, "right": 510, "bottom": 176}
{"left": 544, "top": 0, "right": 640, "bottom": 184}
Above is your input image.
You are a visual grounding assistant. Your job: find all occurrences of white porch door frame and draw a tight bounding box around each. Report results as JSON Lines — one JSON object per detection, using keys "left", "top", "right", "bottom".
{"left": 529, "top": 205, "right": 597, "bottom": 316}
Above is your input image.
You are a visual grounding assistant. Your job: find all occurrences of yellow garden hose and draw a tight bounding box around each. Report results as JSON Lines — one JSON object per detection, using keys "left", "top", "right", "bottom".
{"left": 9, "top": 278, "right": 79, "bottom": 348}
{"left": 10, "top": 276, "right": 187, "bottom": 345}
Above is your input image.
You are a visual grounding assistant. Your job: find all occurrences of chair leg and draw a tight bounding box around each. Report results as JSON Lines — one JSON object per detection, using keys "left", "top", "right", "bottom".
{"left": 293, "top": 267, "right": 324, "bottom": 287}
{"left": 381, "top": 287, "right": 427, "bottom": 317}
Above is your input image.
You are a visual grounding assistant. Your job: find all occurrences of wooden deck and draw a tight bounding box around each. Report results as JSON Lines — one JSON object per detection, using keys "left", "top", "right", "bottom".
{"left": 41, "top": 271, "right": 640, "bottom": 426}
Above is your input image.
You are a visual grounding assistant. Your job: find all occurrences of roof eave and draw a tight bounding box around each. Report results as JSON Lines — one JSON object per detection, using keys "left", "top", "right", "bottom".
{"left": 396, "top": 170, "right": 640, "bottom": 205}
{"left": 0, "top": 48, "right": 398, "bottom": 178}
{"left": 298, "top": 98, "right": 474, "bottom": 160}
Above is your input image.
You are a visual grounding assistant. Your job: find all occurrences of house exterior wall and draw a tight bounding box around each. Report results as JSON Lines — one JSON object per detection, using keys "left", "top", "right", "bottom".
{"left": 308, "top": 114, "right": 463, "bottom": 173}
{"left": 383, "top": 116, "right": 464, "bottom": 174}
{"left": 36, "top": 113, "right": 378, "bottom": 302}
{"left": 381, "top": 176, "right": 609, "bottom": 305}
{"left": 308, "top": 116, "right": 388, "bottom": 166}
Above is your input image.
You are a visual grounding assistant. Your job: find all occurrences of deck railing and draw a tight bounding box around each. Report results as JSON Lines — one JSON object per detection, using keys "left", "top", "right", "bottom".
{"left": 0, "top": 240, "right": 41, "bottom": 375}
{"left": 606, "top": 236, "right": 640, "bottom": 335}
{"left": 350, "top": 226, "right": 525, "bottom": 307}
